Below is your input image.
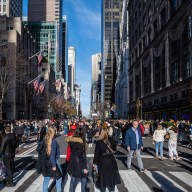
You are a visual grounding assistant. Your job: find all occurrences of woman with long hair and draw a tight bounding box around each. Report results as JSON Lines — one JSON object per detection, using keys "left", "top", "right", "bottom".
{"left": 37, "top": 126, "right": 62, "bottom": 192}
{"left": 167, "top": 126, "right": 180, "bottom": 160}
{"left": 66, "top": 127, "right": 88, "bottom": 192}
{"left": 93, "top": 128, "right": 121, "bottom": 192}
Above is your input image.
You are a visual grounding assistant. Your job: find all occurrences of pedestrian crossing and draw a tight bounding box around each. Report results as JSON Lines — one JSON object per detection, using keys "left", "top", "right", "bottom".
{"left": 0, "top": 169, "right": 192, "bottom": 192}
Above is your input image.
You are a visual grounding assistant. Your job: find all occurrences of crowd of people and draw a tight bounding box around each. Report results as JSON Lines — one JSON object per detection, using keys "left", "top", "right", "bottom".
{"left": 0, "top": 118, "right": 192, "bottom": 191}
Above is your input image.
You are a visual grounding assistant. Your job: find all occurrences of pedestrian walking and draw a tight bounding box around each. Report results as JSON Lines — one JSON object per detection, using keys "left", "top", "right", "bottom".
{"left": 93, "top": 128, "right": 121, "bottom": 192}
{"left": 167, "top": 126, "right": 180, "bottom": 160}
{"left": 125, "top": 120, "right": 146, "bottom": 172}
{"left": 87, "top": 125, "right": 94, "bottom": 147}
{"left": 153, "top": 124, "right": 166, "bottom": 160}
{"left": 66, "top": 122, "right": 76, "bottom": 162}
{"left": 15, "top": 121, "right": 24, "bottom": 147}
{"left": 66, "top": 127, "right": 88, "bottom": 192}
{"left": 36, "top": 126, "right": 62, "bottom": 192}
{"left": 0, "top": 125, "right": 17, "bottom": 187}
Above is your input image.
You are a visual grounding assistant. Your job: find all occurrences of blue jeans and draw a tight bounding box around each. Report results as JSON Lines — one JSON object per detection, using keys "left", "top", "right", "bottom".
{"left": 43, "top": 160, "right": 62, "bottom": 192}
{"left": 69, "top": 177, "right": 87, "bottom": 192}
{"left": 155, "top": 141, "right": 163, "bottom": 157}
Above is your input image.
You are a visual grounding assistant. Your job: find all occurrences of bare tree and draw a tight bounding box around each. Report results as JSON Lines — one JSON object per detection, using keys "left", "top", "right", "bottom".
{"left": 0, "top": 43, "right": 36, "bottom": 120}
{"left": 0, "top": 44, "right": 16, "bottom": 120}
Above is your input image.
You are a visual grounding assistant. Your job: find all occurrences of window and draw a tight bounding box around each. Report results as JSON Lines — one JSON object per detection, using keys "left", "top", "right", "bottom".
{"left": 3, "top": 5, "right": 6, "bottom": 12}
{"left": 170, "top": 95, "right": 173, "bottom": 101}
{"left": 182, "top": 91, "right": 186, "bottom": 98}
{"left": 174, "top": 93, "right": 177, "bottom": 100}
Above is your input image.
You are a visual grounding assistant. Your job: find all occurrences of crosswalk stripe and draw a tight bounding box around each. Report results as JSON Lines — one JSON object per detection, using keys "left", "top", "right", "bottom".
{"left": 62, "top": 174, "right": 118, "bottom": 192}
{"left": 169, "top": 172, "right": 192, "bottom": 188}
{"left": 119, "top": 170, "right": 151, "bottom": 192}
{"left": 25, "top": 174, "right": 54, "bottom": 192}
{"left": 2, "top": 170, "right": 35, "bottom": 192}
{"left": 145, "top": 171, "right": 188, "bottom": 192}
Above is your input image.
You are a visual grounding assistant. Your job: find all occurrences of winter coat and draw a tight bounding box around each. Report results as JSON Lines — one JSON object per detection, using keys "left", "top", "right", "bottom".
{"left": 125, "top": 127, "right": 143, "bottom": 150}
{"left": 36, "top": 139, "right": 60, "bottom": 177}
{"left": 66, "top": 130, "right": 75, "bottom": 162}
{"left": 93, "top": 137, "right": 121, "bottom": 188}
{"left": 15, "top": 125, "right": 24, "bottom": 135}
{"left": 1, "top": 133, "right": 16, "bottom": 159}
{"left": 66, "top": 136, "right": 87, "bottom": 178}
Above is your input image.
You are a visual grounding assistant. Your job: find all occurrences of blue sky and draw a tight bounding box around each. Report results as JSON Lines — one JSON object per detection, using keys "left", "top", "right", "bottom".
{"left": 23, "top": 0, "right": 101, "bottom": 116}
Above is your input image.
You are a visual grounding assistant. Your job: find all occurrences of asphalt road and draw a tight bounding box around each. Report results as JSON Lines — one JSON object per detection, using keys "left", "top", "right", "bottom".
{"left": 0, "top": 132, "right": 192, "bottom": 192}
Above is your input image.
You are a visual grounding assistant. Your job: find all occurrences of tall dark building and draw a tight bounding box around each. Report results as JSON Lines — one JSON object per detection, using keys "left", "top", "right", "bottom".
{"left": 128, "top": 0, "right": 192, "bottom": 120}
{"left": 101, "top": 0, "right": 123, "bottom": 109}
{"left": 62, "top": 15, "right": 67, "bottom": 81}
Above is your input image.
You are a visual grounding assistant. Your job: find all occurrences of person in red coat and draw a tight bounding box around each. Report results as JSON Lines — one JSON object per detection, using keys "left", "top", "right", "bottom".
{"left": 139, "top": 121, "right": 145, "bottom": 136}
{"left": 66, "top": 122, "right": 77, "bottom": 162}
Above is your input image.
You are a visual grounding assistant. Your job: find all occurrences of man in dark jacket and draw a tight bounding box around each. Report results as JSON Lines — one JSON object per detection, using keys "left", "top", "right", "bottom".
{"left": 1, "top": 125, "right": 16, "bottom": 186}
{"left": 125, "top": 120, "right": 146, "bottom": 172}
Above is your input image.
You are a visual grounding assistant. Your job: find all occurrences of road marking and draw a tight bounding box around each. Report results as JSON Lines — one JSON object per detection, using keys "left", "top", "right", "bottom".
{"left": 23, "top": 142, "right": 37, "bottom": 148}
{"left": 145, "top": 171, "right": 187, "bottom": 192}
{"left": 19, "top": 145, "right": 38, "bottom": 156}
{"left": 2, "top": 170, "right": 35, "bottom": 192}
{"left": 169, "top": 172, "right": 192, "bottom": 188}
{"left": 62, "top": 174, "right": 118, "bottom": 192}
{"left": 120, "top": 170, "right": 151, "bottom": 192}
{"left": 25, "top": 174, "right": 54, "bottom": 192}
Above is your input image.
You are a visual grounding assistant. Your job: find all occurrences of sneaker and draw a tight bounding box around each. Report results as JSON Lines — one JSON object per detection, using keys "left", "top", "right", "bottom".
{"left": 161, "top": 157, "right": 165, "bottom": 161}
{"left": 170, "top": 156, "right": 173, "bottom": 160}
{"left": 155, "top": 155, "right": 158, "bottom": 160}
{"left": 176, "top": 156, "right": 180, "bottom": 161}
{"left": 127, "top": 167, "right": 132, "bottom": 170}
{"left": 140, "top": 169, "right": 147, "bottom": 173}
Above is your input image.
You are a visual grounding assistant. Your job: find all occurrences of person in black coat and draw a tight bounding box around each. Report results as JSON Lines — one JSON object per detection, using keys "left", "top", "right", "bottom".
{"left": 0, "top": 125, "right": 17, "bottom": 187}
{"left": 93, "top": 128, "right": 121, "bottom": 192}
{"left": 66, "top": 127, "right": 88, "bottom": 192}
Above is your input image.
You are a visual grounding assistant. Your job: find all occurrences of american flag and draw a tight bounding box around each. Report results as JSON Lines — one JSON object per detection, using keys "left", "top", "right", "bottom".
{"left": 36, "top": 51, "right": 43, "bottom": 67}
{"left": 33, "top": 77, "right": 40, "bottom": 92}
{"left": 38, "top": 80, "right": 46, "bottom": 94}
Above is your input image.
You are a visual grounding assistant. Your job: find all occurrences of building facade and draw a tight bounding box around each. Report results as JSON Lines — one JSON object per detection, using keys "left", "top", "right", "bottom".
{"left": 115, "top": 0, "right": 129, "bottom": 119}
{"left": 68, "top": 47, "right": 76, "bottom": 99}
{"left": 91, "top": 53, "right": 101, "bottom": 115}
{"left": 62, "top": 15, "right": 67, "bottom": 81}
{"left": 0, "top": 0, "right": 22, "bottom": 17}
{"left": 74, "top": 84, "right": 81, "bottom": 117}
{"left": 24, "top": 21, "right": 58, "bottom": 72}
{"left": 28, "top": 0, "right": 63, "bottom": 76}
{"left": 101, "top": 0, "right": 123, "bottom": 110}
{"left": 128, "top": 0, "right": 192, "bottom": 120}
{"left": 28, "top": 0, "right": 62, "bottom": 23}
{"left": 0, "top": 16, "right": 37, "bottom": 120}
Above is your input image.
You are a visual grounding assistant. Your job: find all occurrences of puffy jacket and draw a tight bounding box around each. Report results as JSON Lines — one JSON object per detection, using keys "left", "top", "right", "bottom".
{"left": 125, "top": 127, "right": 143, "bottom": 150}
{"left": 1, "top": 133, "right": 16, "bottom": 159}
{"left": 66, "top": 137, "right": 87, "bottom": 178}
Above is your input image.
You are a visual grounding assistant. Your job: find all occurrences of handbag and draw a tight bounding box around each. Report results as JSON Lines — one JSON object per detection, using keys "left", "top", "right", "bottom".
{"left": 164, "top": 133, "right": 170, "bottom": 140}
{"left": 54, "top": 163, "right": 63, "bottom": 180}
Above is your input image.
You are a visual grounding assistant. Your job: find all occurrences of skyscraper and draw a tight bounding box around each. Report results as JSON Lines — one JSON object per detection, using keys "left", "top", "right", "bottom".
{"left": 62, "top": 15, "right": 67, "bottom": 81}
{"left": 28, "top": 0, "right": 62, "bottom": 23}
{"left": 68, "top": 47, "right": 76, "bottom": 98}
{"left": 27, "top": 0, "right": 63, "bottom": 74}
{"left": 0, "top": 0, "right": 22, "bottom": 17}
{"left": 91, "top": 53, "right": 101, "bottom": 114}
{"left": 101, "top": 0, "right": 123, "bottom": 109}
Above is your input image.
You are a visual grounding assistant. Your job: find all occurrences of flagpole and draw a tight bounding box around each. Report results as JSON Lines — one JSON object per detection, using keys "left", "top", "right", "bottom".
{"left": 29, "top": 51, "right": 41, "bottom": 60}
{"left": 51, "top": 94, "right": 61, "bottom": 101}
{"left": 27, "top": 72, "right": 44, "bottom": 85}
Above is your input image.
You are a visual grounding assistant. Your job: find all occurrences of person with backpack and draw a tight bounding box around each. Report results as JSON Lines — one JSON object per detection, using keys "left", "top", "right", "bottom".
{"left": 0, "top": 125, "right": 17, "bottom": 187}
{"left": 36, "top": 126, "right": 62, "bottom": 192}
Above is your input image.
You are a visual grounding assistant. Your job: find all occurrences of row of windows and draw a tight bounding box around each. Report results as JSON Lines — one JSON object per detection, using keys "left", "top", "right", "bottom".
{"left": 0, "top": 4, "right": 6, "bottom": 12}
{"left": 142, "top": 90, "right": 189, "bottom": 108}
